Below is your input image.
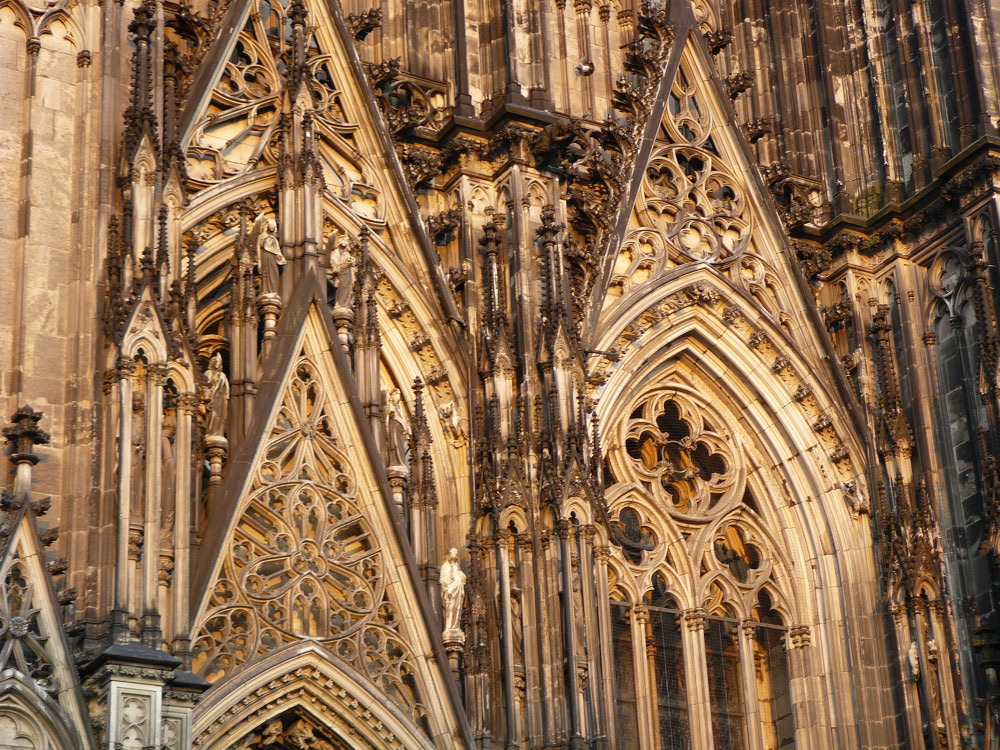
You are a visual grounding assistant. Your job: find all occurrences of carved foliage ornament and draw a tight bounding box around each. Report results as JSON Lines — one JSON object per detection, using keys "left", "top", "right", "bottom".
{"left": 191, "top": 354, "right": 428, "bottom": 727}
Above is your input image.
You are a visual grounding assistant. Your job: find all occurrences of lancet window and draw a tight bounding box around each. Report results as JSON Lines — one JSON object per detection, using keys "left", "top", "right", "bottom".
{"left": 603, "top": 389, "right": 797, "bottom": 750}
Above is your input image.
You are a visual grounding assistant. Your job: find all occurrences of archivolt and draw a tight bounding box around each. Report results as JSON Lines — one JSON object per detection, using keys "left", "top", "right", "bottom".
{"left": 193, "top": 645, "right": 440, "bottom": 750}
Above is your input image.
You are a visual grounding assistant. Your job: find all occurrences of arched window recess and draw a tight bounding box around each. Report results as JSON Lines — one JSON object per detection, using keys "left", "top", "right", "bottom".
{"left": 602, "top": 387, "right": 800, "bottom": 749}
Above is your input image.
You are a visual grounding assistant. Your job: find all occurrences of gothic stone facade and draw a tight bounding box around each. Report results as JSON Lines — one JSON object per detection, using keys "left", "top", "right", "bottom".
{"left": 0, "top": 0, "right": 998, "bottom": 747}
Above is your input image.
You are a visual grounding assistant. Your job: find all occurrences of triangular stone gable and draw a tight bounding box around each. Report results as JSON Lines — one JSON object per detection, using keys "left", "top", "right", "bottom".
{"left": 0, "top": 503, "right": 94, "bottom": 750}
{"left": 117, "top": 284, "right": 169, "bottom": 349}
{"left": 177, "top": 0, "right": 459, "bottom": 323}
{"left": 189, "top": 276, "right": 469, "bottom": 747}
{"left": 594, "top": 25, "right": 820, "bottom": 351}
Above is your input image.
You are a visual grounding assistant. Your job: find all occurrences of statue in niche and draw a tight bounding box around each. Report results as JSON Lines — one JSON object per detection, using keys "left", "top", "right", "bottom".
{"left": 326, "top": 231, "right": 355, "bottom": 309}
{"left": 908, "top": 640, "right": 920, "bottom": 681}
{"left": 130, "top": 390, "right": 146, "bottom": 518}
{"left": 204, "top": 352, "right": 230, "bottom": 439}
{"left": 440, "top": 548, "right": 466, "bottom": 637}
{"left": 570, "top": 557, "right": 586, "bottom": 656}
{"left": 251, "top": 213, "right": 285, "bottom": 297}
{"left": 509, "top": 563, "right": 524, "bottom": 661}
{"left": 925, "top": 637, "right": 943, "bottom": 711}
{"left": 160, "top": 407, "right": 176, "bottom": 539}
{"left": 384, "top": 388, "right": 409, "bottom": 470}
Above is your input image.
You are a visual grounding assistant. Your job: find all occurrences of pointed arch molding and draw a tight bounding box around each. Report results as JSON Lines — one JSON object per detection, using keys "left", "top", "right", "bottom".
{"left": 591, "top": 271, "right": 866, "bottom": 494}
{"left": 176, "top": 0, "right": 460, "bottom": 325}
{"left": 585, "top": 9, "right": 854, "bottom": 441}
{"left": 0, "top": 507, "right": 95, "bottom": 750}
{"left": 591, "top": 278, "right": 892, "bottom": 742}
{"left": 192, "top": 646, "right": 436, "bottom": 749}
{"left": 189, "top": 274, "right": 471, "bottom": 748}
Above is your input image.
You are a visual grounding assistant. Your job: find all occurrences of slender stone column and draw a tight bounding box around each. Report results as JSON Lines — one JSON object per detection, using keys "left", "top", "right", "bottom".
{"left": 172, "top": 392, "right": 197, "bottom": 664}
{"left": 142, "top": 363, "right": 166, "bottom": 645}
{"left": 631, "top": 604, "right": 656, "bottom": 750}
{"left": 682, "top": 607, "right": 713, "bottom": 749}
{"left": 593, "top": 545, "right": 616, "bottom": 746}
{"left": 495, "top": 527, "right": 519, "bottom": 749}
{"left": 740, "top": 619, "right": 764, "bottom": 750}
{"left": 113, "top": 357, "right": 136, "bottom": 642}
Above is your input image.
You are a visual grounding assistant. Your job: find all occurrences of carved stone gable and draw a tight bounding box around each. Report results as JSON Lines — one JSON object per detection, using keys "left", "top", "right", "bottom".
{"left": 189, "top": 301, "right": 463, "bottom": 745}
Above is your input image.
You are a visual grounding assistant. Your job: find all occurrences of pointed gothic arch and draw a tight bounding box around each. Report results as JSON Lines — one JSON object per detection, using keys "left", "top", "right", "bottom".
{"left": 192, "top": 645, "right": 446, "bottom": 749}
{"left": 0, "top": 685, "right": 77, "bottom": 750}
{"left": 588, "top": 280, "right": 885, "bottom": 747}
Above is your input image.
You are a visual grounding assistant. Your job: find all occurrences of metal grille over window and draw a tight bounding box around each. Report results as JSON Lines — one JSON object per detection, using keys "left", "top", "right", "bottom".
{"left": 611, "top": 602, "right": 640, "bottom": 749}
{"left": 648, "top": 603, "right": 687, "bottom": 749}
{"left": 705, "top": 614, "right": 746, "bottom": 750}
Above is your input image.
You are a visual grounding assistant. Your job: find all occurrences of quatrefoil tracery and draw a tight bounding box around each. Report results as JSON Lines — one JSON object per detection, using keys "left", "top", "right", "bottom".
{"left": 622, "top": 395, "right": 739, "bottom": 522}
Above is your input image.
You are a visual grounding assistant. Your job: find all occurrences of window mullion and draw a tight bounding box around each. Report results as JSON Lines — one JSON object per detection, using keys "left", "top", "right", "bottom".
{"left": 739, "top": 619, "right": 765, "bottom": 750}
{"left": 682, "top": 608, "right": 714, "bottom": 750}
{"left": 632, "top": 605, "right": 658, "bottom": 750}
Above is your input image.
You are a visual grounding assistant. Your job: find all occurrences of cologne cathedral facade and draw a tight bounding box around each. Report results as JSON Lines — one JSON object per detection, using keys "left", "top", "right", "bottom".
{"left": 1, "top": 0, "right": 999, "bottom": 746}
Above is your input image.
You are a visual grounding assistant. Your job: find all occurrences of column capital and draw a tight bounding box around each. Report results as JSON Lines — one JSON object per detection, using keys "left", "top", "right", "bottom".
{"left": 788, "top": 624, "right": 811, "bottom": 649}
{"left": 683, "top": 607, "right": 707, "bottom": 631}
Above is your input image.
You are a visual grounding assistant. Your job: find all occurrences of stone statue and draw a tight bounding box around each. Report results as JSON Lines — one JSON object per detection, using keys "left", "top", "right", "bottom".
{"left": 252, "top": 213, "right": 285, "bottom": 297}
{"left": 130, "top": 390, "right": 146, "bottom": 518}
{"left": 384, "top": 388, "right": 409, "bottom": 470}
{"left": 509, "top": 564, "right": 524, "bottom": 660}
{"left": 326, "top": 231, "right": 355, "bottom": 309}
{"left": 438, "top": 400, "right": 462, "bottom": 441}
{"left": 160, "top": 408, "right": 176, "bottom": 537}
{"left": 908, "top": 640, "right": 920, "bottom": 681}
{"left": 571, "top": 559, "right": 586, "bottom": 655}
{"left": 204, "top": 352, "right": 230, "bottom": 439}
{"left": 160, "top": 409, "right": 177, "bottom": 538}
{"left": 440, "top": 548, "right": 466, "bottom": 637}
{"left": 840, "top": 481, "right": 870, "bottom": 517}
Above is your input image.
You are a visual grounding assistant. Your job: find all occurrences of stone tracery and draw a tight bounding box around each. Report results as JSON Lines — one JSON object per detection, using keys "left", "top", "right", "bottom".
{"left": 602, "top": 383, "right": 799, "bottom": 750}
{"left": 191, "top": 353, "right": 427, "bottom": 727}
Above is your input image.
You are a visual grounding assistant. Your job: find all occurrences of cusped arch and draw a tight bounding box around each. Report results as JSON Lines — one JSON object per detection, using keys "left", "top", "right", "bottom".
{"left": 0, "top": 1, "right": 33, "bottom": 38}
{"left": 0, "top": 676, "right": 82, "bottom": 750}
{"left": 498, "top": 504, "right": 529, "bottom": 533}
{"left": 36, "top": 10, "right": 84, "bottom": 50}
{"left": 698, "top": 570, "right": 745, "bottom": 617}
{"left": 560, "top": 496, "right": 594, "bottom": 525}
{"left": 636, "top": 563, "right": 696, "bottom": 611}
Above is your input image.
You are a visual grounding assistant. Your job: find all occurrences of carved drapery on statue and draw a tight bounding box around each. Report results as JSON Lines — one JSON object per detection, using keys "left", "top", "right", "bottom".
{"left": 203, "top": 352, "right": 230, "bottom": 439}
{"left": 326, "top": 232, "right": 355, "bottom": 311}
{"left": 384, "top": 388, "right": 409, "bottom": 471}
{"left": 440, "top": 548, "right": 465, "bottom": 640}
{"left": 251, "top": 213, "right": 285, "bottom": 298}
